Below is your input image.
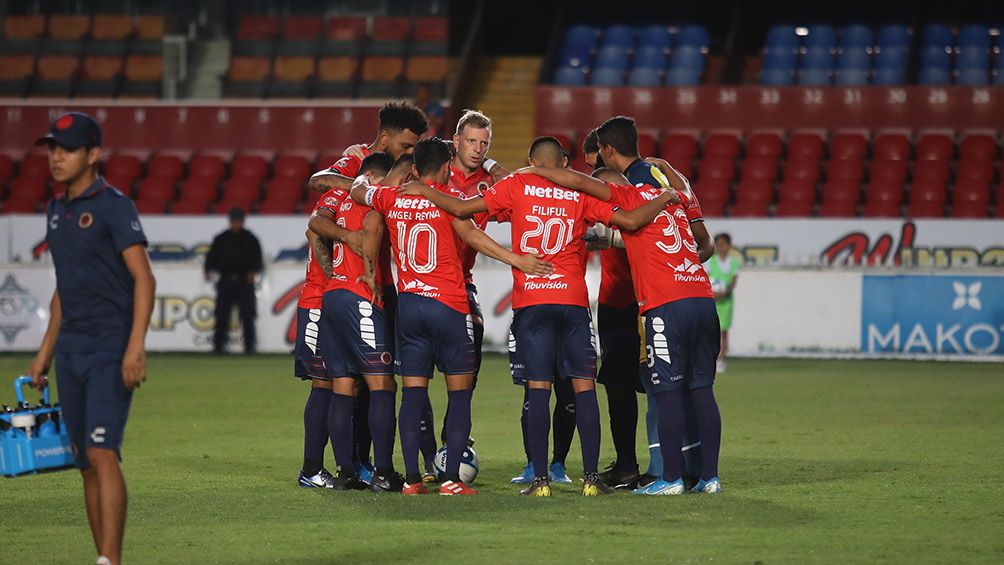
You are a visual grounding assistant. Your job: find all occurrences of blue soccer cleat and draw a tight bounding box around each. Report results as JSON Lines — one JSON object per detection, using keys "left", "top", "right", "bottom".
{"left": 549, "top": 462, "right": 573, "bottom": 484}
{"left": 691, "top": 477, "right": 722, "bottom": 494}
{"left": 510, "top": 463, "right": 534, "bottom": 484}
{"left": 355, "top": 461, "right": 375, "bottom": 485}
{"left": 298, "top": 468, "right": 336, "bottom": 488}
{"left": 633, "top": 478, "right": 685, "bottom": 495}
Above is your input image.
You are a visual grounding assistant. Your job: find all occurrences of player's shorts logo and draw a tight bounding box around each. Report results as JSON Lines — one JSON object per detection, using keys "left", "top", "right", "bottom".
{"left": 379, "top": 351, "right": 392, "bottom": 365}
{"left": 358, "top": 300, "right": 377, "bottom": 348}
{"left": 90, "top": 426, "right": 106, "bottom": 443}
{"left": 648, "top": 316, "right": 672, "bottom": 367}
{"left": 78, "top": 212, "right": 93, "bottom": 229}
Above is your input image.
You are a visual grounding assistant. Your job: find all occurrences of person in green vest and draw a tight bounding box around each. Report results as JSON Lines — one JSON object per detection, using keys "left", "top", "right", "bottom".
{"left": 705, "top": 233, "right": 740, "bottom": 373}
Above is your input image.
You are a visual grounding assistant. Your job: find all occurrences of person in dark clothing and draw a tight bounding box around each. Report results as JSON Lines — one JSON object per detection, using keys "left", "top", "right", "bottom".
{"left": 204, "top": 208, "right": 263, "bottom": 354}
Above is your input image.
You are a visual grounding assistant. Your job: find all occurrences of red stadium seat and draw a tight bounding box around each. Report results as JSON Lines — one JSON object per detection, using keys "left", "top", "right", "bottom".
{"left": 371, "top": 17, "right": 412, "bottom": 41}
{"left": 406, "top": 56, "right": 447, "bottom": 83}
{"left": 818, "top": 201, "right": 856, "bottom": 217}
{"left": 7, "top": 176, "right": 48, "bottom": 202}
{"left": 301, "top": 191, "right": 322, "bottom": 210}
{"left": 956, "top": 158, "right": 994, "bottom": 184}
{"left": 910, "top": 179, "right": 947, "bottom": 205}
{"left": 37, "top": 55, "right": 79, "bottom": 81}
{"left": 863, "top": 201, "right": 901, "bottom": 217}
{"left": 873, "top": 134, "right": 911, "bottom": 161}
{"left": 959, "top": 134, "right": 998, "bottom": 161}
{"left": 124, "top": 55, "right": 163, "bottom": 82}
{"left": 105, "top": 155, "right": 142, "bottom": 186}
{"left": 361, "top": 56, "right": 404, "bottom": 81}
{"left": 912, "top": 159, "right": 949, "bottom": 184}
{"left": 104, "top": 174, "right": 134, "bottom": 197}
{"left": 2, "top": 194, "right": 43, "bottom": 213}
{"left": 821, "top": 180, "right": 860, "bottom": 206}
{"left": 906, "top": 201, "right": 944, "bottom": 218}
{"left": 696, "top": 194, "right": 726, "bottom": 216}
{"left": 19, "top": 154, "right": 50, "bottom": 178}
{"left": 783, "top": 158, "right": 820, "bottom": 183}
{"left": 915, "top": 134, "right": 954, "bottom": 161}
{"left": 787, "top": 133, "right": 824, "bottom": 160}
{"left": 134, "top": 199, "right": 168, "bottom": 214}
{"left": 414, "top": 17, "right": 447, "bottom": 42}
{"left": 258, "top": 199, "right": 298, "bottom": 215}
{"left": 954, "top": 180, "right": 991, "bottom": 204}
{"left": 238, "top": 16, "right": 280, "bottom": 40}
{"left": 91, "top": 15, "right": 133, "bottom": 40}
{"left": 273, "top": 155, "right": 311, "bottom": 184}
{"left": 136, "top": 177, "right": 175, "bottom": 202}
{"left": 0, "top": 55, "right": 35, "bottom": 81}
{"left": 543, "top": 132, "right": 574, "bottom": 156}
{"left": 746, "top": 133, "right": 783, "bottom": 160}
{"left": 697, "top": 157, "right": 735, "bottom": 183}
{"left": 637, "top": 131, "right": 657, "bottom": 159}
{"left": 826, "top": 159, "right": 863, "bottom": 183}
{"left": 317, "top": 56, "right": 358, "bottom": 82}
{"left": 0, "top": 155, "right": 13, "bottom": 187}
{"left": 868, "top": 159, "right": 907, "bottom": 184}
{"left": 735, "top": 179, "right": 773, "bottom": 202}
{"left": 775, "top": 200, "right": 813, "bottom": 217}
{"left": 866, "top": 180, "right": 903, "bottom": 207}
{"left": 316, "top": 152, "right": 343, "bottom": 170}
{"left": 830, "top": 133, "right": 868, "bottom": 160}
{"left": 740, "top": 157, "right": 777, "bottom": 182}
{"left": 214, "top": 199, "right": 254, "bottom": 215}
{"left": 179, "top": 177, "right": 219, "bottom": 203}
{"left": 48, "top": 15, "right": 90, "bottom": 40}
{"left": 326, "top": 17, "right": 366, "bottom": 41}
{"left": 281, "top": 16, "right": 322, "bottom": 40}
{"left": 187, "top": 154, "right": 226, "bottom": 184}
{"left": 273, "top": 56, "right": 316, "bottom": 82}
{"left": 82, "top": 55, "right": 124, "bottom": 81}
{"left": 3, "top": 15, "right": 45, "bottom": 39}
{"left": 703, "top": 133, "right": 740, "bottom": 159}
{"left": 776, "top": 181, "right": 815, "bottom": 216}
{"left": 222, "top": 178, "right": 261, "bottom": 202}
{"left": 951, "top": 200, "right": 989, "bottom": 218}
{"left": 265, "top": 179, "right": 303, "bottom": 201}
{"left": 171, "top": 199, "right": 209, "bottom": 215}
{"left": 230, "top": 155, "right": 269, "bottom": 182}
{"left": 730, "top": 200, "right": 769, "bottom": 217}
{"left": 227, "top": 57, "right": 271, "bottom": 82}
{"left": 660, "top": 134, "right": 698, "bottom": 161}
{"left": 135, "top": 15, "right": 164, "bottom": 40}
{"left": 146, "top": 154, "right": 184, "bottom": 182}
{"left": 666, "top": 158, "right": 693, "bottom": 179}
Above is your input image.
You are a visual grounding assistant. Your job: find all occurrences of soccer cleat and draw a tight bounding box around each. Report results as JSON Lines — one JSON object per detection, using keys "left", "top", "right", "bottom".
{"left": 636, "top": 473, "right": 659, "bottom": 490}
{"left": 370, "top": 471, "right": 406, "bottom": 493}
{"left": 439, "top": 480, "right": 478, "bottom": 495}
{"left": 422, "top": 463, "right": 438, "bottom": 484}
{"left": 355, "top": 461, "right": 375, "bottom": 485}
{"left": 599, "top": 463, "right": 641, "bottom": 490}
{"left": 510, "top": 463, "right": 534, "bottom": 484}
{"left": 401, "top": 482, "right": 430, "bottom": 495}
{"left": 330, "top": 471, "right": 368, "bottom": 491}
{"left": 691, "top": 477, "right": 722, "bottom": 494}
{"left": 634, "top": 478, "right": 685, "bottom": 496}
{"left": 581, "top": 473, "right": 614, "bottom": 496}
{"left": 549, "top": 462, "right": 573, "bottom": 484}
{"left": 298, "top": 468, "right": 336, "bottom": 488}
{"left": 519, "top": 477, "right": 552, "bottom": 497}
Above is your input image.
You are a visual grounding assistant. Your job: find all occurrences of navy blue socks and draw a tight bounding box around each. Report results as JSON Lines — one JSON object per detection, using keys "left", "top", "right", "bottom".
{"left": 574, "top": 388, "right": 601, "bottom": 475}
{"left": 444, "top": 389, "right": 473, "bottom": 482}
{"left": 399, "top": 387, "right": 428, "bottom": 482}
{"left": 552, "top": 378, "right": 576, "bottom": 464}
{"left": 302, "top": 386, "right": 331, "bottom": 476}
{"left": 368, "top": 389, "right": 396, "bottom": 471}
{"left": 419, "top": 395, "right": 437, "bottom": 467}
{"left": 690, "top": 386, "right": 721, "bottom": 480}
{"left": 654, "top": 390, "right": 685, "bottom": 483}
{"left": 328, "top": 392, "right": 355, "bottom": 474}
{"left": 527, "top": 388, "right": 552, "bottom": 479}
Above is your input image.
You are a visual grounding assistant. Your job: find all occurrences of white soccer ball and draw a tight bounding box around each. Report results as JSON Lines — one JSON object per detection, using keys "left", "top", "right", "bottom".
{"left": 433, "top": 445, "right": 479, "bottom": 484}
{"left": 711, "top": 280, "right": 727, "bottom": 295}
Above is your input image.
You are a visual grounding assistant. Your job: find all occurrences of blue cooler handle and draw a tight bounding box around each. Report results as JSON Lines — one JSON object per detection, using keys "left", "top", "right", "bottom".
{"left": 15, "top": 376, "right": 51, "bottom": 405}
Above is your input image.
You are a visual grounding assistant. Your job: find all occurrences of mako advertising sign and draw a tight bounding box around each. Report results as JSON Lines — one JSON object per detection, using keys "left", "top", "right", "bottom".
{"left": 862, "top": 274, "right": 1004, "bottom": 357}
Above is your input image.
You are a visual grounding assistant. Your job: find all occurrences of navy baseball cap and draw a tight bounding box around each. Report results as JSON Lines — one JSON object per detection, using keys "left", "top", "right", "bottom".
{"left": 35, "top": 112, "right": 102, "bottom": 149}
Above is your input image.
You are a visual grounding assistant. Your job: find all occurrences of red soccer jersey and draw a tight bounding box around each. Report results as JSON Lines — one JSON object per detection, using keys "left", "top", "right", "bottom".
{"left": 608, "top": 184, "right": 714, "bottom": 312}
{"left": 322, "top": 197, "right": 387, "bottom": 301}
{"left": 448, "top": 164, "right": 493, "bottom": 285}
{"left": 298, "top": 188, "right": 348, "bottom": 308}
{"left": 328, "top": 146, "right": 371, "bottom": 177}
{"left": 367, "top": 182, "right": 469, "bottom": 313}
{"left": 482, "top": 172, "right": 617, "bottom": 309}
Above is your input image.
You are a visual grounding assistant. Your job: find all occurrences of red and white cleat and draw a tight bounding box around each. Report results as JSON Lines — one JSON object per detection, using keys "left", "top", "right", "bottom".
{"left": 439, "top": 480, "right": 478, "bottom": 495}
{"left": 401, "top": 482, "right": 430, "bottom": 495}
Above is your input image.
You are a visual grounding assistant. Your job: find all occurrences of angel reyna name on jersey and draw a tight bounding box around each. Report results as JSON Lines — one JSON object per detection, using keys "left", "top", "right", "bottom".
{"left": 387, "top": 201, "right": 443, "bottom": 222}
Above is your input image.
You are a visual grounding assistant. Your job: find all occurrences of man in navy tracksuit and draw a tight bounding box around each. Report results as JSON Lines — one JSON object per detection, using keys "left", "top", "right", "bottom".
{"left": 28, "top": 112, "right": 156, "bottom": 565}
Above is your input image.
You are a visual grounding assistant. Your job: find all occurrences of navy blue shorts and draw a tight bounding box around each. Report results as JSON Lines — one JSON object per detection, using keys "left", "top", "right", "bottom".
{"left": 467, "top": 283, "right": 484, "bottom": 379}
{"left": 55, "top": 349, "right": 133, "bottom": 469}
{"left": 395, "top": 292, "right": 475, "bottom": 377}
{"left": 597, "top": 302, "right": 643, "bottom": 392}
{"left": 294, "top": 307, "right": 327, "bottom": 380}
{"left": 642, "top": 297, "right": 720, "bottom": 393}
{"left": 319, "top": 289, "right": 394, "bottom": 378}
{"left": 512, "top": 304, "right": 597, "bottom": 382}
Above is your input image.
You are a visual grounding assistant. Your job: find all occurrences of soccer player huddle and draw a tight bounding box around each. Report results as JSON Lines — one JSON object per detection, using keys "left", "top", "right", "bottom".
{"left": 292, "top": 102, "right": 723, "bottom": 497}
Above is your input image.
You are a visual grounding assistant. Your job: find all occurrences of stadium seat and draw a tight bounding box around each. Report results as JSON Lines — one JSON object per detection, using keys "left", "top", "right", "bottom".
{"left": 258, "top": 198, "right": 298, "bottom": 215}
{"left": 765, "top": 25, "right": 799, "bottom": 51}
{"left": 595, "top": 46, "right": 629, "bottom": 70}
{"left": 869, "top": 159, "right": 907, "bottom": 184}
{"left": 3, "top": 194, "right": 44, "bottom": 213}
{"left": 830, "top": 133, "right": 868, "bottom": 160}
{"left": 912, "top": 159, "right": 950, "bottom": 184}
{"left": 178, "top": 177, "right": 219, "bottom": 203}
{"left": 34, "top": 55, "right": 79, "bottom": 96}
{"left": 840, "top": 24, "right": 873, "bottom": 51}
{"left": 784, "top": 158, "right": 821, "bottom": 183}
{"left": 957, "top": 68, "right": 989, "bottom": 86}
{"left": 826, "top": 159, "right": 863, "bottom": 183}
{"left": 91, "top": 15, "right": 133, "bottom": 40}
{"left": 956, "top": 158, "right": 994, "bottom": 184}
{"left": 171, "top": 199, "right": 209, "bottom": 215}
{"left": 677, "top": 25, "right": 710, "bottom": 50}
{"left": 734, "top": 179, "right": 773, "bottom": 203}
{"left": 866, "top": 179, "right": 904, "bottom": 206}
{"left": 134, "top": 199, "right": 168, "bottom": 214}
{"left": 214, "top": 199, "right": 254, "bottom": 215}
{"left": 146, "top": 154, "right": 184, "bottom": 182}
{"left": 628, "top": 68, "right": 662, "bottom": 86}
{"left": 560, "top": 44, "right": 593, "bottom": 69}
{"left": 19, "top": 154, "right": 51, "bottom": 178}
{"left": 805, "top": 25, "right": 837, "bottom": 51}
{"left": 135, "top": 15, "right": 164, "bottom": 40}
{"left": 276, "top": 16, "right": 322, "bottom": 56}
{"left": 921, "top": 24, "right": 953, "bottom": 50}
{"left": 265, "top": 178, "right": 304, "bottom": 202}
{"left": 741, "top": 157, "right": 778, "bottom": 182}
{"left": 590, "top": 67, "right": 624, "bottom": 86}
{"left": 564, "top": 24, "right": 600, "bottom": 49}
{"left": 920, "top": 46, "right": 951, "bottom": 70}
{"left": 835, "top": 69, "right": 869, "bottom": 85}
{"left": 315, "top": 56, "right": 357, "bottom": 96}
{"left": 872, "top": 67, "right": 906, "bottom": 85}
{"left": 78, "top": 55, "right": 123, "bottom": 96}
{"left": 730, "top": 199, "right": 770, "bottom": 217}
{"left": 3, "top": 14, "right": 45, "bottom": 40}
{"left": 787, "top": 133, "right": 824, "bottom": 160}
{"left": 919, "top": 67, "right": 951, "bottom": 86}
{"left": 327, "top": 17, "right": 366, "bottom": 41}
{"left": 661, "top": 134, "right": 698, "bottom": 161}
{"left": 122, "top": 55, "right": 162, "bottom": 97}
{"left": 104, "top": 174, "right": 134, "bottom": 197}
{"left": 0, "top": 155, "right": 13, "bottom": 187}
{"left": 0, "top": 54, "right": 35, "bottom": 96}
{"left": 224, "top": 56, "right": 271, "bottom": 98}
{"left": 105, "top": 154, "right": 143, "bottom": 187}
{"left": 704, "top": 133, "right": 740, "bottom": 159}
{"left": 761, "top": 68, "right": 795, "bottom": 85}
{"left": 863, "top": 200, "right": 901, "bottom": 217}
{"left": 406, "top": 56, "right": 447, "bottom": 85}
{"left": 746, "top": 133, "right": 783, "bottom": 160}
{"left": 601, "top": 25, "right": 635, "bottom": 49}
{"left": 636, "top": 132, "right": 657, "bottom": 159}
{"left": 238, "top": 15, "right": 280, "bottom": 40}
{"left": 360, "top": 56, "right": 404, "bottom": 97}
{"left": 49, "top": 15, "right": 90, "bottom": 40}
{"left": 670, "top": 46, "right": 704, "bottom": 72}
{"left": 639, "top": 25, "right": 672, "bottom": 51}
{"left": 555, "top": 65, "right": 586, "bottom": 85}
{"left": 776, "top": 180, "right": 816, "bottom": 216}
{"left": 822, "top": 180, "right": 861, "bottom": 205}
{"left": 839, "top": 47, "right": 870, "bottom": 70}
{"left": 877, "top": 25, "right": 910, "bottom": 51}
{"left": 664, "top": 68, "right": 700, "bottom": 86}
{"left": 697, "top": 157, "right": 735, "bottom": 183}
{"left": 958, "top": 24, "right": 990, "bottom": 49}
{"left": 7, "top": 174, "right": 48, "bottom": 201}
{"left": 915, "top": 134, "right": 954, "bottom": 161}
{"left": 414, "top": 16, "right": 447, "bottom": 42}
{"left": 803, "top": 47, "right": 835, "bottom": 70}
{"left": 798, "top": 68, "right": 831, "bottom": 86}
{"left": 909, "top": 179, "right": 947, "bottom": 206}
{"left": 272, "top": 155, "right": 311, "bottom": 184}
{"left": 634, "top": 46, "right": 667, "bottom": 69}
{"left": 952, "top": 184, "right": 990, "bottom": 218}
{"left": 271, "top": 56, "right": 315, "bottom": 97}
{"left": 369, "top": 17, "right": 412, "bottom": 55}
{"left": 875, "top": 48, "right": 908, "bottom": 70}
{"left": 221, "top": 177, "right": 261, "bottom": 203}
{"left": 873, "top": 134, "right": 911, "bottom": 161}
{"left": 136, "top": 177, "right": 176, "bottom": 202}
{"left": 301, "top": 190, "right": 322, "bottom": 210}
{"left": 231, "top": 155, "right": 269, "bottom": 183}
{"left": 959, "top": 135, "right": 998, "bottom": 160}
{"left": 694, "top": 179, "right": 730, "bottom": 201}
{"left": 187, "top": 155, "right": 226, "bottom": 184}
{"left": 763, "top": 48, "right": 797, "bottom": 71}
{"left": 957, "top": 47, "right": 989, "bottom": 70}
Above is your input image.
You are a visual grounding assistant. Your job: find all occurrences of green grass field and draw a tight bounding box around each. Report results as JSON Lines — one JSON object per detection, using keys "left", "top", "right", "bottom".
{"left": 1, "top": 354, "right": 1002, "bottom": 564}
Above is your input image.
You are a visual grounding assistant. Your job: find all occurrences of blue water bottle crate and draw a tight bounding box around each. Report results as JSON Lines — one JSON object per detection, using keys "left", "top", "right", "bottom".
{"left": 0, "top": 376, "right": 75, "bottom": 477}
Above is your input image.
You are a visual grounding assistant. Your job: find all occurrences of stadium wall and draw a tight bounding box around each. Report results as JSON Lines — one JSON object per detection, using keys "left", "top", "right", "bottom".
{"left": 1, "top": 216, "right": 1001, "bottom": 360}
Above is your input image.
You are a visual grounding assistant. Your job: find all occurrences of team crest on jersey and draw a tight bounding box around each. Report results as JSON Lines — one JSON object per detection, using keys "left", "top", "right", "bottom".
{"left": 476, "top": 181, "right": 490, "bottom": 194}
{"left": 78, "top": 212, "right": 93, "bottom": 229}
{"left": 324, "top": 197, "right": 337, "bottom": 206}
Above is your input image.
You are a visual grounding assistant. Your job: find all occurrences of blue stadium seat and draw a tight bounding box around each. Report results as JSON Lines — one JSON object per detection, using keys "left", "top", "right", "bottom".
{"left": 840, "top": 24, "right": 873, "bottom": 51}
{"left": 956, "top": 68, "right": 989, "bottom": 86}
{"left": 763, "top": 48, "right": 797, "bottom": 71}
{"left": 766, "top": 25, "right": 799, "bottom": 50}
{"left": 761, "top": 68, "right": 794, "bottom": 85}
{"left": 639, "top": 25, "right": 672, "bottom": 50}
{"left": 799, "top": 68, "right": 831, "bottom": 85}
{"left": 601, "top": 25, "right": 636, "bottom": 49}
{"left": 994, "top": 71, "right": 1004, "bottom": 86}
{"left": 877, "top": 25, "right": 911, "bottom": 51}
{"left": 628, "top": 67, "right": 663, "bottom": 86}
{"left": 956, "top": 48, "right": 989, "bottom": 70}
{"left": 554, "top": 65, "right": 586, "bottom": 85}
{"left": 634, "top": 46, "right": 667, "bottom": 70}
{"left": 918, "top": 67, "right": 951, "bottom": 85}
{"left": 922, "top": 24, "right": 953, "bottom": 50}
{"left": 595, "top": 46, "right": 630, "bottom": 70}
{"left": 560, "top": 44, "right": 593, "bottom": 68}
{"left": 875, "top": 47, "right": 908, "bottom": 69}
{"left": 806, "top": 25, "right": 837, "bottom": 50}
{"left": 835, "top": 69, "right": 869, "bottom": 85}
{"left": 838, "top": 47, "right": 871, "bottom": 71}
{"left": 665, "top": 67, "right": 700, "bottom": 86}
{"left": 873, "top": 67, "right": 906, "bottom": 85}
{"left": 677, "top": 25, "right": 709, "bottom": 50}
{"left": 591, "top": 67, "right": 624, "bottom": 86}
{"left": 802, "top": 47, "right": 834, "bottom": 70}
{"left": 958, "top": 24, "right": 991, "bottom": 50}
{"left": 564, "top": 25, "right": 600, "bottom": 49}
{"left": 920, "top": 46, "right": 952, "bottom": 71}
{"left": 670, "top": 46, "right": 705, "bottom": 71}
